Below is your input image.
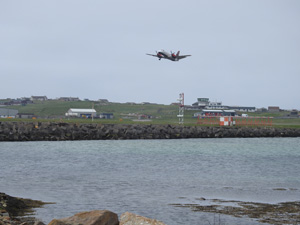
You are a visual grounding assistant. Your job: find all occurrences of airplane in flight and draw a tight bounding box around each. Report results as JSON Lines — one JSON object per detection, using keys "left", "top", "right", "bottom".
{"left": 146, "top": 50, "right": 191, "bottom": 61}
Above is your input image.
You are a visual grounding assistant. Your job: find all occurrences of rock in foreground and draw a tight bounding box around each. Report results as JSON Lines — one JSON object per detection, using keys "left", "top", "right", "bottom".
{"left": 1, "top": 193, "right": 167, "bottom": 225}
{"left": 48, "top": 210, "right": 118, "bottom": 225}
{"left": 120, "top": 212, "right": 166, "bottom": 225}
{"left": 48, "top": 211, "right": 167, "bottom": 225}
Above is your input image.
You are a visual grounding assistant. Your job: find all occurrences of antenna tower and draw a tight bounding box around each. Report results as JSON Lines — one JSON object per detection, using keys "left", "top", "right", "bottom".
{"left": 177, "top": 93, "right": 184, "bottom": 124}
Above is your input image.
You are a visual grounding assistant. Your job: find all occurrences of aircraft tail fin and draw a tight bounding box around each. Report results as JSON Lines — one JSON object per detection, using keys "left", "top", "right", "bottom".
{"left": 176, "top": 51, "right": 180, "bottom": 57}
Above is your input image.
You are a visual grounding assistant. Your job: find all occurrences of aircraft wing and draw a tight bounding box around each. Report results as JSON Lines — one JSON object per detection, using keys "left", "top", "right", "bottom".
{"left": 177, "top": 55, "right": 191, "bottom": 59}
{"left": 146, "top": 53, "right": 159, "bottom": 58}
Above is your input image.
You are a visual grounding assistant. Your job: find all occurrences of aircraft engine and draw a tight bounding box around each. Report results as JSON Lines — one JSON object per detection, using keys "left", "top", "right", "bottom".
{"left": 171, "top": 51, "right": 176, "bottom": 58}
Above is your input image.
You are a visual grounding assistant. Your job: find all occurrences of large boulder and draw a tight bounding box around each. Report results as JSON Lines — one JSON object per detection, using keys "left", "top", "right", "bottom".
{"left": 120, "top": 212, "right": 166, "bottom": 225}
{"left": 48, "top": 210, "right": 118, "bottom": 225}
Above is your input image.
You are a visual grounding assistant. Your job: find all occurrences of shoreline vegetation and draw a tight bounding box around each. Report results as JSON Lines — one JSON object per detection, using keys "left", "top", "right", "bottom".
{"left": 1, "top": 193, "right": 300, "bottom": 225}
{"left": 0, "top": 121, "right": 300, "bottom": 142}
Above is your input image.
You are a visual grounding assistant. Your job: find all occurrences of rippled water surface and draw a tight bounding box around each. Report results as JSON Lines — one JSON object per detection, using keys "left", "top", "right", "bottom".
{"left": 1, "top": 138, "right": 300, "bottom": 224}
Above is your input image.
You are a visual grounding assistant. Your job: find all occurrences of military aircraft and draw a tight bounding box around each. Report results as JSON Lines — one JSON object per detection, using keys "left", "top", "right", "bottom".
{"left": 146, "top": 50, "right": 191, "bottom": 61}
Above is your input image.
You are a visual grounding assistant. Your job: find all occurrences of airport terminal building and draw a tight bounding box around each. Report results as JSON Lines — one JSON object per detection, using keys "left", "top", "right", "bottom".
{"left": 187, "top": 98, "right": 256, "bottom": 112}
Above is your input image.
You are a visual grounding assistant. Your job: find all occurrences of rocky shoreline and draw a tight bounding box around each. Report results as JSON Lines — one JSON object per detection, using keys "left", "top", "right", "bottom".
{"left": 2, "top": 193, "right": 300, "bottom": 225}
{"left": 0, "top": 193, "right": 165, "bottom": 225}
{"left": 0, "top": 121, "right": 300, "bottom": 141}
{"left": 0, "top": 193, "right": 48, "bottom": 225}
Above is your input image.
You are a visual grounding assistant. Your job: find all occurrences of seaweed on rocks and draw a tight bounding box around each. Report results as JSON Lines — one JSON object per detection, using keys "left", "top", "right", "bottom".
{"left": 171, "top": 198, "right": 300, "bottom": 224}
{"left": 0, "top": 193, "right": 50, "bottom": 218}
{"left": 0, "top": 193, "right": 53, "bottom": 225}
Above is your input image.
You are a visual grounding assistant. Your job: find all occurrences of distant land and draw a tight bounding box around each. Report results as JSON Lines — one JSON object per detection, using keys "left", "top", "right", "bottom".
{"left": 0, "top": 96, "right": 299, "bottom": 128}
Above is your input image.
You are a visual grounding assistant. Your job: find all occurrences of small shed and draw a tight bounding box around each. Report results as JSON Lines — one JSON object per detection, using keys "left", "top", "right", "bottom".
{"left": 268, "top": 106, "right": 280, "bottom": 112}
{"left": 65, "top": 108, "right": 97, "bottom": 118}
{"left": 99, "top": 113, "right": 114, "bottom": 119}
{"left": 17, "top": 113, "right": 35, "bottom": 119}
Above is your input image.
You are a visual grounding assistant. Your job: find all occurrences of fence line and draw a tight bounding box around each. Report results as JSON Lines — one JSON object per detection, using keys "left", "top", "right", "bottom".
{"left": 234, "top": 116, "right": 272, "bottom": 127}
{"left": 197, "top": 116, "right": 273, "bottom": 127}
{"left": 197, "top": 116, "right": 219, "bottom": 125}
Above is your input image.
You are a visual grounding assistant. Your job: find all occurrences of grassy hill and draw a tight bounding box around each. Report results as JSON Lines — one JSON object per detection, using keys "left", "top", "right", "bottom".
{"left": 2, "top": 100, "right": 185, "bottom": 124}
{"left": 1, "top": 100, "right": 300, "bottom": 127}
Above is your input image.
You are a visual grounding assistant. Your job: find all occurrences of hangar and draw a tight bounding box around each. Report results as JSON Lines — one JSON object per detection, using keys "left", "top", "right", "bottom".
{"left": 65, "top": 108, "right": 97, "bottom": 118}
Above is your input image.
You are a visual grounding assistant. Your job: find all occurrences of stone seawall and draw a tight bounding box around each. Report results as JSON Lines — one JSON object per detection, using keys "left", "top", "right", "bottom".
{"left": 0, "top": 121, "right": 300, "bottom": 141}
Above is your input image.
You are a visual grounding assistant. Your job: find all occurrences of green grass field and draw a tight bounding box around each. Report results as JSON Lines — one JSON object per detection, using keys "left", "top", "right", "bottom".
{"left": 2, "top": 101, "right": 176, "bottom": 117}
{"left": 1, "top": 100, "right": 299, "bottom": 128}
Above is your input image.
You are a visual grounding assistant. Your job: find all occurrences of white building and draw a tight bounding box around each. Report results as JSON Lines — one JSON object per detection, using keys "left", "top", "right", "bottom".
{"left": 194, "top": 98, "right": 209, "bottom": 107}
{"left": 190, "top": 97, "right": 256, "bottom": 112}
{"left": 206, "top": 101, "right": 226, "bottom": 109}
{"left": 31, "top": 96, "right": 48, "bottom": 101}
{"left": 65, "top": 108, "right": 97, "bottom": 118}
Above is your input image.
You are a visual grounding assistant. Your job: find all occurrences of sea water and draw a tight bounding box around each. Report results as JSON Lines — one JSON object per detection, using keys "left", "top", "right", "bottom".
{"left": 0, "top": 138, "right": 300, "bottom": 224}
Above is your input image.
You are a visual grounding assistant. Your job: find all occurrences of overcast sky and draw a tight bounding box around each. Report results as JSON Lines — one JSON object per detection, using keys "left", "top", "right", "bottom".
{"left": 0, "top": 0, "right": 299, "bottom": 109}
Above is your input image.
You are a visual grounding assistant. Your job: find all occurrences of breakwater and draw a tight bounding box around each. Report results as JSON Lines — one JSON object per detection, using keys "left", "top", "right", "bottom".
{"left": 1, "top": 121, "right": 300, "bottom": 141}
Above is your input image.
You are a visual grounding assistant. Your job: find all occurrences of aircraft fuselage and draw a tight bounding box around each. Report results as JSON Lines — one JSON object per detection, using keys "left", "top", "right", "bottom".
{"left": 146, "top": 50, "right": 191, "bottom": 61}
{"left": 156, "top": 50, "right": 179, "bottom": 61}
